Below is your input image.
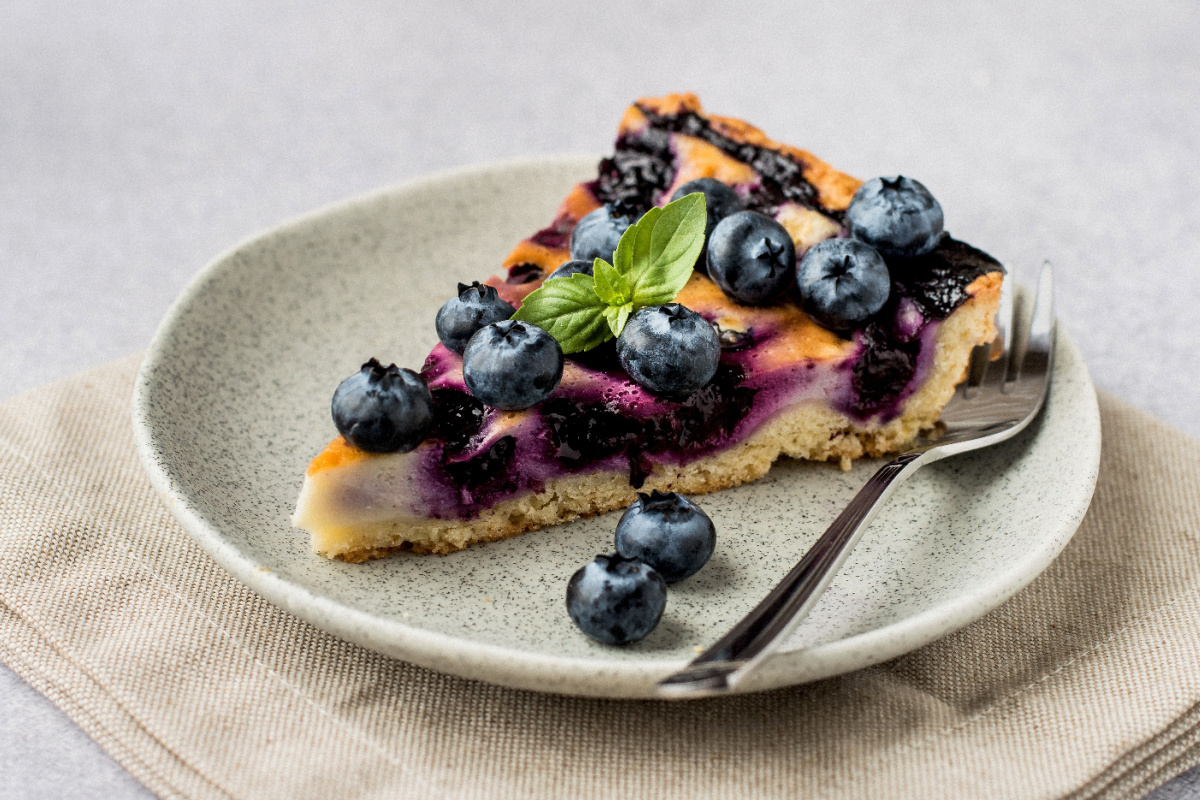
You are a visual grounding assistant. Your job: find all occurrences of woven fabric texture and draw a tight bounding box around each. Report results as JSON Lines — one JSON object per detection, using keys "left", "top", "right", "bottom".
{"left": 1, "top": 353, "right": 1198, "bottom": 800}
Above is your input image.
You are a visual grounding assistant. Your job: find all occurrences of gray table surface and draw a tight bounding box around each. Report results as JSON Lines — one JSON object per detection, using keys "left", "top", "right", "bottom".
{"left": 3, "top": 1, "right": 1199, "bottom": 797}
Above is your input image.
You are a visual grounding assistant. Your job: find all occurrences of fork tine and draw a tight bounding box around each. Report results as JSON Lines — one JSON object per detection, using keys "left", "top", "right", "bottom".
{"left": 995, "top": 272, "right": 1016, "bottom": 357}
{"left": 1017, "top": 262, "right": 1055, "bottom": 382}
{"left": 964, "top": 344, "right": 990, "bottom": 392}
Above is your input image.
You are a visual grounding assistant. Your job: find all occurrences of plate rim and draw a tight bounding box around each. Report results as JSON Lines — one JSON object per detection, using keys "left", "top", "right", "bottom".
{"left": 132, "top": 154, "right": 1101, "bottom": 698}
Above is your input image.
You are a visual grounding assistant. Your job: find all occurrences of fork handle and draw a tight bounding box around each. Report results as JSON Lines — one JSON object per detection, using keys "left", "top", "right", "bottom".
{"left": 656, "top": 450, "right": 932, "bottom": 698}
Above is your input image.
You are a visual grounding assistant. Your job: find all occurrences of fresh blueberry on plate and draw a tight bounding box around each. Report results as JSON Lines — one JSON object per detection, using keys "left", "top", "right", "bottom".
{"left": 570, "top": 205, "right": 634, "bottom": 264}
{"left": 435, "top": 281, "right": 516, "bottom": 355}
{"left": 614, "top": 490, "right": 716, "bottom": 583}
{"left": 706, "top": 210, "right": 796, "bottom": 304}
{"left": 331, "top": 358, "right": 434, "bottom": 453}
{"left": 845, "top": 176, "right": 944, "bottom": 258}
{"left": 671, "top": 178, "right": 742, "bottom": 274}
{"left": 566, "top": 553, "right": 667, "bottom": 645}
{"left": 795, "top": 238, "right": 891, "bottom": 331}
{"left": 616, "top": 303, "right": 720, "bottom": 398}
{"left": 546, "top": 259, "right": 595, "bottom": 281}
{"left": 462, "top": 320, "right": 564, "bottom": 410}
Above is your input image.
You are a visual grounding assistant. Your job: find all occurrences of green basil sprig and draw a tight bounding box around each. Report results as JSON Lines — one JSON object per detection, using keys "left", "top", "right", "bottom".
{"left": 511, "top": 192, "right": 706, "bottom": 353}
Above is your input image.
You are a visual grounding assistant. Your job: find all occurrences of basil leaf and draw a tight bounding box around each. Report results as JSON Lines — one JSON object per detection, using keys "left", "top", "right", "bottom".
{"left": 612, "top": 218, "right": 637, "bottom": 276}
{"left": 592, "top": 260, "right": 631, "bottom": 306}
{"left": 511, "top": 273, "right": 612, "bottom": 354}
{"left": 627, "top": 207, "right": 660, "bottom": 271}
{"left": 628, "top": 192, "right": 706, "bottom": 305}
{"left": 509, "top": 193, "right": 707, "bottom": 354}
{"left": 602, "top": 302, "right": 633, "bottom": 338}
{"left": 650, "top": 192, "right": 706, "bottom": 272}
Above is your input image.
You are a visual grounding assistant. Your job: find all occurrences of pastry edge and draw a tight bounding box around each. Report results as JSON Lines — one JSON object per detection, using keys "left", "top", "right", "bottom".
{"left": 303, "top": 272, "right": 1003, "bottom": 561}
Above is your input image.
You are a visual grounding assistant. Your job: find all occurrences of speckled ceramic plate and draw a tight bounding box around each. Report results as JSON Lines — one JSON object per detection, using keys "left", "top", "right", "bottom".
{"left": 133, "top": 155, "right": 1100, "bottom": 698}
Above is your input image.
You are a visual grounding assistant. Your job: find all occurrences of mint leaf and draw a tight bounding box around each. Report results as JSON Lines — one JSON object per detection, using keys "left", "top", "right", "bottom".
{"left": 511, "top": 273, "right": 612, "bottom": 354}
{"left": 592, "top": 260, "right": 631, "bottom": 306}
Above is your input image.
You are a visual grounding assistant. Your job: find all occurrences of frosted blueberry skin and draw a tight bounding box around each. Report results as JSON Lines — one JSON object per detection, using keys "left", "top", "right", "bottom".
{"left": 846, "top": 176, "right": 944, "bottom": 259}
{"left": 615, "top": 490, "right": 716, "bottom": 583}
{"left": 796, "top": 239, "right": 891, "bottom": 331}
{"left": 462, "top": 320, "right": 564, "bottom": 410}
{"left": 331, "top": 359, "right": 434, "bottom": 453}
{"left": 670, "top": 178, "right": 743, "bottom": 275}
{"left": 616, "top": 303, "right": 720, "bottom": 398}
{"left": 546, "top": 259, "right": 595, "bottom": 281}
{"left": 566, "top": 553, "right": 667, "bottom": 645}
{"left": 569, "top": 205, "right": 633, "bottom": 264}
{"left": 434, "top": 281, "right": 516, "bottom": 355}
{"left": 706, "top": 210, "right": 796, "bottom": 305}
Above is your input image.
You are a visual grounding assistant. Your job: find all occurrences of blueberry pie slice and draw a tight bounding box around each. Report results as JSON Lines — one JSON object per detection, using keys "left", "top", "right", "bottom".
{"left": 293, "top": 93, "right": 1003, "bottom": 561}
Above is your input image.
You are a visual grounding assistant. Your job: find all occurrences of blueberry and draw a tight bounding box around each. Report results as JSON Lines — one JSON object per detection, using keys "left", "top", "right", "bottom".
{"left": 435, "top": 281, "right": 516, "bottom": 355}
{"left": 566, "top": 553, "right": 667, "bottom": 645}
{"left": 614, "top": 490, "right": 715, "bottom": 583}
{"left": 462, "top": 320, "right": 564, "bottom": 410}
{"left": 570, "top": 205, "right": 633, "bottom": 264}
{"left": 706, "top": 210, "right": 796, "bottom": 304}
{"left": 546, "top": 259, "right": 595, "bottom": 281}
{"left": 616, "top": 303, "right": 720, "bottom": 398}
{"left": 671, "top": 178, "right": 742, "bottom": 275}
{"left": 331, "top": 358, "right": 434, "bottom": 453}
{"left": 846, "top": 176, "right": 944, "bottom": 258}
{"left": 795, "top": 238, "right": 891, "bottom": 331}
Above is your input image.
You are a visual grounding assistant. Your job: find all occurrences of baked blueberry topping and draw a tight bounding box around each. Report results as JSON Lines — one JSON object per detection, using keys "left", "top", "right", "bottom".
{"left": 442, "top": 435, "right": 516, "bottom": 495}
{"left": 566, "top": 553, "right": 667, "bottom": 645}
{"left": 888, "top": 236, "right": 1003, "bottom": 320}
{"left": 542, "top": 398, "right": 641, "bottom": 466}
{"left": 539, "top": 362, "right": 755, "bottom": 487}
{"left": 851, "top": 322, "right": 920, "bottom": 417}
{"left": 331, "top": 358, "right": 434, "bottom": 453}
{"left": 505, "top": 263, "right": 543, "bottom": 285}
{"left": 592, "top": 127, "right": 676, "bottom": 214}
{"left": 435, "top": 282, "right": 516, "bottom": 355}
{"left": 614, "top": 490, "right": 716, "bottom": 583}
{"left": 796, "top": 239, "right": 891, "bottom": 331}
{"left": 616, "top": 303, "right": 720, "bottom": 398}
{"left": 546, "top": 259, "right": 595, "bottom": 281}
{"left": 630, "top": 105, "right": 822, "bottom": 215}
{"left": 594, "top": 107, "right": 995, "bottom": 323}
{"left": 429, "top": 387, "right": 485, "bottom": 452}
{"left": 706, "top": 210, "right": 796, "bottom": 305}
{"left": 570, "top": 205, "right": 634, "bottom": 264}
{"left": 462, "top": 320, "right": 564, "bottom": 410}
{"left": 670, "top": 178, "right": 742, "bottom": 274}
{"left": 846, "top": 176, "right": 944, "bottom": 259}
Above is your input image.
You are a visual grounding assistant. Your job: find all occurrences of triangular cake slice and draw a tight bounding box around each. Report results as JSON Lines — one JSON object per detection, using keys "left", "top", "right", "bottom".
{"left": 294, "top": 93, "right": 1003, "bottom": 561}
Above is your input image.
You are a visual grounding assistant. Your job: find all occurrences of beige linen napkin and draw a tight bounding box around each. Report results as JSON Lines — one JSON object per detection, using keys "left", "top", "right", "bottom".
{"left": 2, "top": 353, "right": 1200, "bottom": 799}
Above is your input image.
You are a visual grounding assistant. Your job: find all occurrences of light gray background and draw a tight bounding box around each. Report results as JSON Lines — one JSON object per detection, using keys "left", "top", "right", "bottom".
{"left": 2, "top": 1, "right": 1198, "bottom": 797}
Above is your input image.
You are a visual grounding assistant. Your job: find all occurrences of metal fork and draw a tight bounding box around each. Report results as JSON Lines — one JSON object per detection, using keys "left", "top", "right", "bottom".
{"left": 656, "top": 263, "right": 1055, "bottom": 699}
